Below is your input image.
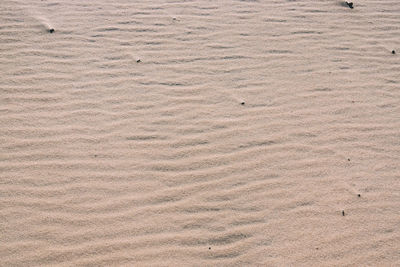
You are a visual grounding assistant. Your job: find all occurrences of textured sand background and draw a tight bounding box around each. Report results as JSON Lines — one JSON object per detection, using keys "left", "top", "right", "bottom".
{"left": 1, "top": 0, "right": 400, "bottom": 266}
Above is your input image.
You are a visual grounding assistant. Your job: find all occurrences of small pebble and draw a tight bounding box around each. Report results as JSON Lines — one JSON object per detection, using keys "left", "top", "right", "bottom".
{"left": 137, "top": 59, "right": 141, "bottom": 63}
{"left": 346, "top": 1, "right": 354, "bottom": 9}
{"left": 357, "top": 194, "right": 361, "bottom": 197}
{"left": 348, "top": 158, "right": 350, "bottom": 161}
{"left": 392, "top": 50, "right": 396, "bottom": 54}
{"left": 209, "top": 247, "right": 211, "bottom": 250}
{"left": 342, "top": 210, "right": 345, "bottom": 216}
{"left": 241, "top": 102, "right": 245, "bottom": 105}
{"left": 49, "top": 28, "right": 54, "bottom": 33}
{"left": 173, "top": 17, "right": 177, "bottom": 20}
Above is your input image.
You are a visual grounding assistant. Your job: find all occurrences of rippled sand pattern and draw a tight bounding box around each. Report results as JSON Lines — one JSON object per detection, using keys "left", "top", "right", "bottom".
{"left": 1, "top": 0, "right": 400, "bottom": 266}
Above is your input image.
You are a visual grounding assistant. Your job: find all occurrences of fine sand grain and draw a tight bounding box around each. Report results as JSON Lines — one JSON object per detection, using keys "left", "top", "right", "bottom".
{"left": 1, "top": 0, "right": 400, "bottom": 266}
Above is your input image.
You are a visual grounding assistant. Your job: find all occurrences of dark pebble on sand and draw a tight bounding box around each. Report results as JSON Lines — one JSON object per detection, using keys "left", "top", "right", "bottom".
{"left": 137, "top": 59, "right": 141, "bottom": 63}
{"left": 209, "top": 247, "right": 211, "bottom": 250}
{"left": 392, "top": 50, "right": 396, "bottom": 54}
{"left": 342, "top": 210, "right": 345, "bottom": 216}
{"left": 357, "top": 194, "right": 361, "bottom": 197}
{"left": 346, "top": 1, "right": 354, "bottom": 9}
{"left": 49, "top": 28, "right": 54, "bottom": 33}
{"left": 348, "top": 158, "right": 351, "bottom": 161}
{"left": 241, "top": 102, "right": 245, "bottom": 105}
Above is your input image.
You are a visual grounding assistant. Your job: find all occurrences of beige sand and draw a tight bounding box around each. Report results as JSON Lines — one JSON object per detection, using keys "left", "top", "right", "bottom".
{"left": 1, "top": 0, "right": 400, "bottom": 266}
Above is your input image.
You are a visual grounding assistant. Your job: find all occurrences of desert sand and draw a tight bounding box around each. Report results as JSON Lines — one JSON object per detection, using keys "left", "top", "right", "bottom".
{"left": 1, "top": 0, "right": 400, "bottom": 266}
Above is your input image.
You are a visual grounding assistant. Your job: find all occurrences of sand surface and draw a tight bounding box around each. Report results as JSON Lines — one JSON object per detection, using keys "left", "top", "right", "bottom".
{"left": 1, "top": 0, "right": 400, "bottom": 266}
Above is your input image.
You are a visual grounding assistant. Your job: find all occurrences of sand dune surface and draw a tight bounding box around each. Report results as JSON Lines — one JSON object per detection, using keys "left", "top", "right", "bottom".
{"left": 1, "top": 0, "right": 400, "bottom": 266}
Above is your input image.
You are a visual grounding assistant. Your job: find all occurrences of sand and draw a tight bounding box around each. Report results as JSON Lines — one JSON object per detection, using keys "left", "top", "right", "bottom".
{"left": 1, "top": 0, "right": 400, "bottom": 266}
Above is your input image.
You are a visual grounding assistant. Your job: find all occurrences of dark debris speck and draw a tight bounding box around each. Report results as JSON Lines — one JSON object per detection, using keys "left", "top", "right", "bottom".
{"left": 346, "top": 1, "right": 354, "bottom": 8}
